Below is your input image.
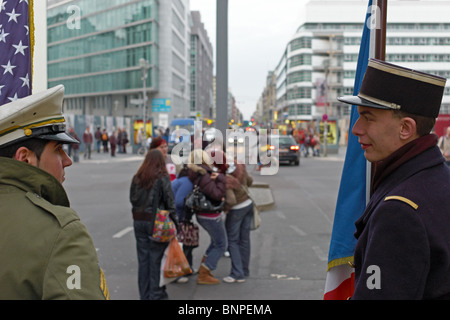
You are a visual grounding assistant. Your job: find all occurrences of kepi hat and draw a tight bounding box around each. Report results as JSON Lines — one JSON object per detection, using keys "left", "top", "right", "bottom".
{"left": 0, "top": 85, "right": 79, "bottom": 148}
{"left": 338, "top": 58, "right": 447, "bottom": 118}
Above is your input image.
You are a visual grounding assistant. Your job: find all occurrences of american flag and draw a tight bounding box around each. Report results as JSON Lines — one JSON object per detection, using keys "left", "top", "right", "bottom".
{"left": 0, "top": 0, "right": 32, "bottom": 106}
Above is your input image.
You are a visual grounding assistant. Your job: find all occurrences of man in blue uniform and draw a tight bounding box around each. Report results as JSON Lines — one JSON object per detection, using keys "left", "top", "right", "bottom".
{"left": 338, "top": 58, "right": 450, "bottom": 299}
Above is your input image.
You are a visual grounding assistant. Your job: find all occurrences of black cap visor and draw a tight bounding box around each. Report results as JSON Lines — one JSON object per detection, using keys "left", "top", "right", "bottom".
{"left": 337, "top": 95, "right": 391, "bottom": 111}
{"left": 37, "top": 132, "right": 80, "bottom": 145}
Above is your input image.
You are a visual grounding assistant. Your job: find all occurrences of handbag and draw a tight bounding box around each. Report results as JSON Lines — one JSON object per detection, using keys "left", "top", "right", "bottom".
{"left": 151, "top": 179, "right": 176, "bottom": 242}
{"left": 250, "top": 204, "right": 261, "bottom": 230}
{"left": 184, "top": 181, "right": 225, "bottom": 213}
{"left": 241, "top": 185, "right": 261, "bottom": 231}
{"left": 163, "top": 238, "right": 192, "bottom": 278}
{"left": 176, "top": 221, "right": 199, "bottom": 247}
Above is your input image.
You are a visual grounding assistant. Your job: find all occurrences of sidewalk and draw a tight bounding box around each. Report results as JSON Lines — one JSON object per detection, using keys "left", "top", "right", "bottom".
{"left": 73, "top": 150, "right": 143, "bottom": 164}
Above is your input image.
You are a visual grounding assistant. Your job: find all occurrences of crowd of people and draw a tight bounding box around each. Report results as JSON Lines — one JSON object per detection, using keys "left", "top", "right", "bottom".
{"left": 66, "top": 126, "right": 130, "bottom": 160}
{"left": 129, "top": 137, "right": 256, "bottom": 300}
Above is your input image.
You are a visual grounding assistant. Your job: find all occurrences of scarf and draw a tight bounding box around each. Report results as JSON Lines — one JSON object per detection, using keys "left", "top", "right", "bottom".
{"left": 370, "top": 134, "right": 438, "bottom": 195}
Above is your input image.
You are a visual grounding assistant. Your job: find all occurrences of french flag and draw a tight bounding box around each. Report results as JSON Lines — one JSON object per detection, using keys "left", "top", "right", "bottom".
{"left": 323, "top": 0, "right": 376, "bottom": 300}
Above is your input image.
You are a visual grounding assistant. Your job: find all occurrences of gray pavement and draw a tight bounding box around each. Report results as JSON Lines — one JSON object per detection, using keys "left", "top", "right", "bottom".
{"left": 64, "top": 148, "right": 347, "bottom": 301}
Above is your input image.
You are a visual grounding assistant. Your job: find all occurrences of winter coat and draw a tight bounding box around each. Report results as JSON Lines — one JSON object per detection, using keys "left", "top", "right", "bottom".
{"left": 0, "top": 157, "right": 109, "bottom": 300}
{"left": 130, "top": 174, "right": 177, "bottom": 228}
{"left": 224, "top": 163, "right": 253, "bottom": 211}
{"left": 171, "top": 175, "right": 193, "bottom": 221}
{"left": 187, "top": 163, "right": 226, "bottom": 215}
{"left": 352, "top": 145, "right": 450, "bottom": 299}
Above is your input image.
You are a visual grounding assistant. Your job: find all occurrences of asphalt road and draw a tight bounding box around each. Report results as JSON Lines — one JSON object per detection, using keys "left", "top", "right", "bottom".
{"left": 63, "top": 149, "right": 345, "bottom": 301}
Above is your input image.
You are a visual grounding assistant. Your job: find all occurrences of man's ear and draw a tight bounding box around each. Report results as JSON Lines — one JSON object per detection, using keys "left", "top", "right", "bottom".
{"left": 399, "top": 117, "right": 418, "bottom": 141}
{"left": 14, "top": 147, "right": 37, "bottom": 165}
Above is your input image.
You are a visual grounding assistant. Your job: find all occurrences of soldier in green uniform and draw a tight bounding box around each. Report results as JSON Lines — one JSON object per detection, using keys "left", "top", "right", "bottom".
{"left": 0, "top": 85, "right": 109, "bottom": 300}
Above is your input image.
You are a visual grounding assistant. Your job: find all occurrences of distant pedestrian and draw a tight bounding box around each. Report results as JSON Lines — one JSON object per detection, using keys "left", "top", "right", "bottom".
{"left": 83, "top": 126, "right": 93, "bottom": 159}
{"left": 109, "top": 131, "right": 117, "bottom": 157}
{"left": 101, "top": 129, "right": 109, "bottom": 152}
{"left": 120, "top": 128, "right": 129, "bottom": 154}
{"left": 95, "top": 127, "right": 102, "bottom": 153}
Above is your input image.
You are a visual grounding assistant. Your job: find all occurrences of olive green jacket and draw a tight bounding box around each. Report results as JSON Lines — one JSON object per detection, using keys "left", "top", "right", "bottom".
{"left": 0, "top": 157, "right": 109, "bottom": 300}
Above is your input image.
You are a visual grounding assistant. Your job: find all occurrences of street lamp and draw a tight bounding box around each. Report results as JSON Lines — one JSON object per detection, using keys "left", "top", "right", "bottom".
{"left": 140, "top": 58, "right": 150, "bottom": 137}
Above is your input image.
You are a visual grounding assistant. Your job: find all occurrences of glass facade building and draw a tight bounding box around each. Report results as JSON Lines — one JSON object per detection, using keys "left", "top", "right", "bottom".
{"left": 47, "top": 0, "right": 192, "bottom": 126}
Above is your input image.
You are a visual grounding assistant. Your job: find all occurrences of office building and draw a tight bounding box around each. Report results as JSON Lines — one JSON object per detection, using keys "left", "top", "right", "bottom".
{"left": 274, "top": 0, "right": 450, "bottom": 137}
{"left": 47, "top": 0, "right": 192, "bottom": 130}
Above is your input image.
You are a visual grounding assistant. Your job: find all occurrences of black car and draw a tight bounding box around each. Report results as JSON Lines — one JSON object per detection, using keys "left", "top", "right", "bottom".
{"left": 269, "top": 135, "right": 300, "bottom": 166}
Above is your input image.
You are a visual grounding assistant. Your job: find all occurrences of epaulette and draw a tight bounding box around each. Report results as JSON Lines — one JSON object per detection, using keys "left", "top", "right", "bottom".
{"left": 25, "top": 192, "right": 79, "bottom": 227}
{"left": 384, "top": 195, "right": 419, "bottom": 210}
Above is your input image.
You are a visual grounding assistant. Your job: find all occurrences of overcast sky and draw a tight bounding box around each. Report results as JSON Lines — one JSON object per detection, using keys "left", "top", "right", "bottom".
{"left": 189, "top": 0, "right": 310, "bottom": 120}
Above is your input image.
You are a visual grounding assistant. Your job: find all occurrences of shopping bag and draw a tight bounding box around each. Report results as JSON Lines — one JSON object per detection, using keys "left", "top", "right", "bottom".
{"left": 163, "top": 238, "right": 192, "bottom": 278}
{"left": 152, "top": 209, "right": 176, "bottom": 242}
{"left": 176, "top": 221, "right": 199, "bottom": 247}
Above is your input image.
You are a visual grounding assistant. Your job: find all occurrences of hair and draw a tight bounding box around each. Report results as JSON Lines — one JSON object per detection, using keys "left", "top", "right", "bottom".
{"left": 392, "top": 110, "right": 436, "bottom": 137}
{"left": 132, "top": 149, "right": 167, "bottom": 189}
{"left": 149, "top": 136, "right": 167, "bottom": 149}
{"left": 0, "top": 138, "right": 48, "bottom": 159}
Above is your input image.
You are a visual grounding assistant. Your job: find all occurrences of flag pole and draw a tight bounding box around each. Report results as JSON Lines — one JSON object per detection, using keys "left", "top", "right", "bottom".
{"left": 370, "top": 0, "right": 387, "bottom": 194}
{"left": 375, "top": 0, "right": 387, "bottom": 61}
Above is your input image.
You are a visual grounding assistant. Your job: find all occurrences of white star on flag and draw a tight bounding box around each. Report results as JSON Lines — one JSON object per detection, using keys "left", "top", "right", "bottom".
{"left": 12, "top": 40, "right": 27, "bottom": 55}
{"left": 6, "top": 8, "right": 20, "bottom": 23}
{"left": 1, "top": 60, "right": 15, "bottom": 75}
{"left": 0, "top": 0, "right": 32, "bottom": 105}
{"left": 20, "top": 73, "right": 29, "bottom": 88}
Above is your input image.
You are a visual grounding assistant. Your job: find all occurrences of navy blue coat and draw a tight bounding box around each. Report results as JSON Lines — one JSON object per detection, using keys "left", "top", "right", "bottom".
{"left": 353, "top": 146, "right": 450, "bottom": 299}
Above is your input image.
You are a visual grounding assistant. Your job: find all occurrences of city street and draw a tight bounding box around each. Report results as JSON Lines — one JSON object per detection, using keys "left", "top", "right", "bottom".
{"left": 64, "top": 148, "right": 345, "bottom": 300}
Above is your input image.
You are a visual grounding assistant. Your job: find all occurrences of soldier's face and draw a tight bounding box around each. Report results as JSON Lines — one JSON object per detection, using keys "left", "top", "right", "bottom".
{"left": 33, "top": 141, "right": 73, "bottom": 183}
{"left": 352, "top": 106, "right": 404, "bottom": 163}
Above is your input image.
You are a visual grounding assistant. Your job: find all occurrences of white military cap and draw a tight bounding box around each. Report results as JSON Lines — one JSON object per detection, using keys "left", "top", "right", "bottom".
{"left": 0, "top": 85, "right": 79, "bottom": 148}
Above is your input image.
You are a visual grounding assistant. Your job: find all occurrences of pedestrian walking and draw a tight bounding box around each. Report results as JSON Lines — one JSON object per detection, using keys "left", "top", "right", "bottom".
{"left": 82, "top": 126, "right": 93, "bottom": 159}
{"left": 109, "top": 130, "right": 117, "bottom": 157}
{"left": 130, "top": 149, "right": 178, "bottom": 300}
{"left": 186, "top": 149, "right": 227, "bottom": 285}
{"left": 95, "top": 126, "right": 102, "bottom": 153}
{"left": 338, "top": 58, "right": 450, "bottom": 299}
{"left": 101, "top": 129, "right": 109, "bottom": 152}
{"left": 0, "top": 85, "right": 109, "bottom": 299}
{"left": 121, "top": 128, "right": 129, "bottom": 154}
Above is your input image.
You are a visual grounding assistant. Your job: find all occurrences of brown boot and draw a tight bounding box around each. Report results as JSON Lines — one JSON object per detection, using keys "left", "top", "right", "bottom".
{"left": 197, "top": 264, "right": 220, "bottom": 285}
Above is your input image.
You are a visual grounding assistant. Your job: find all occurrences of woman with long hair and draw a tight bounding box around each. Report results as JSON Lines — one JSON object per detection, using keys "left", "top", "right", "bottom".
{"left": 130, "top": 149, "right": 177, "bottom": 300}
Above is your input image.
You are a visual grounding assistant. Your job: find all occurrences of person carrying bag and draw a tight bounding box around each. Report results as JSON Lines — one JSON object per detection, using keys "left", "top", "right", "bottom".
{"left": 130, "top": 149, "right": 178, "bottom": 300}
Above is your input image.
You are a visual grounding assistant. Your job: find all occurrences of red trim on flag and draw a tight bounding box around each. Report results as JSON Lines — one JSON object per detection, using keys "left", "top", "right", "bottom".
{"left": 324, "top": 272, "right": 355, "bottom": 300}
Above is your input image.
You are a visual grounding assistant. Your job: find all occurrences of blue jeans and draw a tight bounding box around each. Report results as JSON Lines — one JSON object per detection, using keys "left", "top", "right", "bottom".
{"left": 196, "top": 213, "right": 227, "bottom": 271}
{"left": 133, "top": 220, "right": 169, "bottom": 300}
{"left": 225, "top": 202, "right": 253, "bottom": 279}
